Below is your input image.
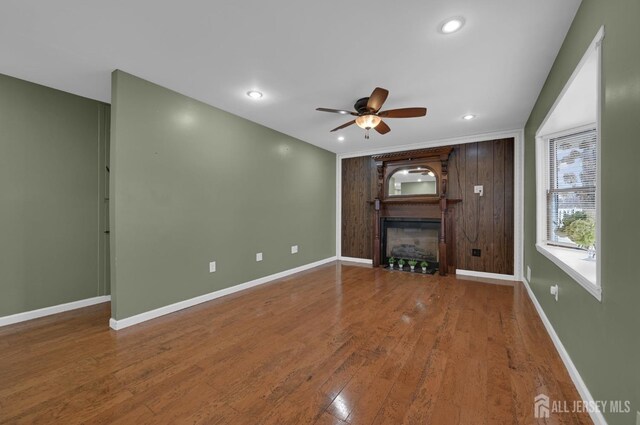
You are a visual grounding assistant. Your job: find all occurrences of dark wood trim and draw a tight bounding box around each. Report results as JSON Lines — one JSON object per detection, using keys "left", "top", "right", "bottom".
{"left": 372, "top": 199, "right": 462, "bottom": 205}
{"left": 372, "top": 200, "right": 381, "bottom": 266}
{"left": 371, "top": 146, "right": 453, "bottom": 162}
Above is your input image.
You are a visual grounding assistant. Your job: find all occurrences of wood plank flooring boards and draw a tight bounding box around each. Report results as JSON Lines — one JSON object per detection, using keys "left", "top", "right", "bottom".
{"left": 0, "top": 262, "right": 591, "bottom": 424}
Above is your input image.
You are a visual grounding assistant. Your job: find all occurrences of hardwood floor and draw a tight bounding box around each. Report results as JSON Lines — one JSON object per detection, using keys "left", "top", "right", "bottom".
{"left": 0, "top": 262, "right": 591, "bottom": 424}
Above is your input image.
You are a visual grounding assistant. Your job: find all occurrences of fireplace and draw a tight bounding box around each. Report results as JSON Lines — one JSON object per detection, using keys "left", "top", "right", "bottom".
{"left": 371, "top": 146, "right": 458, "bottom": 275}
{"left": 381, "top": 218, "right": 440, "bottom": 267}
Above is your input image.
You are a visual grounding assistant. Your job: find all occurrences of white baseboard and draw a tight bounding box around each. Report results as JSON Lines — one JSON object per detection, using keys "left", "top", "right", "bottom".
{"left": 456, "top": 269, "right": 516, "bottom": 281}
{"left": 521, "top": 278, "right": 606, "bottom": 425}
{"left": 338, "top": 256, "right": 373, "bottom": 265}
{"left": 0, "top": 295, "right": 111, "bottom": 328}
{"left": 110, "top": 256, "right": 338, "bottom": 331}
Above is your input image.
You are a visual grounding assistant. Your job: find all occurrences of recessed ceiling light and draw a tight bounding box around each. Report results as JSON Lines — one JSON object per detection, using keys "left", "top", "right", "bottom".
{"left": 246, "top": 90, "right": 263, "bottom": 99}
{"left": 337, "top": 136, "right": 345, "bottom": 142}
{"left": 418, "top": 179, "right": 423, "bottom": 182}
{"left": 462, "top": 114, "right": 476, "bottom": 120}
{"left": 403, "top": 170, "right": 409, "bottom": 175}
{"left": 440, "top": 17, "right": 465, "bottom": 34}
{"left": 428, "top": 171, "right": 435, "bottom": 177}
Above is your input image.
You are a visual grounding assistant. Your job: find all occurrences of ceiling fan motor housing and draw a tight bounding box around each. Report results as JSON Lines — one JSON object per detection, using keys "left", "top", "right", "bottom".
{"left": 354, "top": 97, "right": 371, "bottom": 114}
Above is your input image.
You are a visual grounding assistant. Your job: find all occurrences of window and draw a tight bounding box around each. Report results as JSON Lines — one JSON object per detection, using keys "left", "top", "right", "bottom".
{"left": 535, "top": 27, "right": 603, "bottom": 301}
{"left": 547, "top": 128, "right": 597, "bottom": 248}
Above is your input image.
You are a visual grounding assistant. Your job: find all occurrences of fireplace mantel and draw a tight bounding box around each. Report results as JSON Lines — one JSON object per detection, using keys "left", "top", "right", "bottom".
{"left": 371, "top": 199, "right": 461, "bottom": 205}
{"left": 371, "top": 147, "right": 457, "bottom": 275}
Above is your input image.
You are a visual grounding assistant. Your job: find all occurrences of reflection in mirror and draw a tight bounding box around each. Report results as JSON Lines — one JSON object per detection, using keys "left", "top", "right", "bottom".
{"left": 388, "top": 167, "right": 437, "bottom": 196}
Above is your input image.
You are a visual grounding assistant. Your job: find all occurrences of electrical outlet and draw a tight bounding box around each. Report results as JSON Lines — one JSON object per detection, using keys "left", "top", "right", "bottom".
{"left": 527, "top": 266, "right": 531, "bottom": 282}
{"left": 256, "top": 252, "right": 263, "bottom": 262}
{"left": 291, "top": 245, "right": 298, "bottom": 254}
{"left": 472, "top": 249, "right": 481, "bottom": 257}
{"left": 550, "top": 284, "right": 559, "bottom": 302}
{"left": 474, "top": 185, "right": 484, "bottom": 196}
{"left": 209, "top": 261, "right": 216, "bottom": 273}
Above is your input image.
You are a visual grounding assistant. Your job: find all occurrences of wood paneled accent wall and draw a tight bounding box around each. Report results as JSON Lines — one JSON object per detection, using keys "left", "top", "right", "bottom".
{"left": 341, "top": 156, "right": 376, "bottom": 259}
{"left": 447, "top": 139, "right": 514, "bottom": 274}
{"left": 341, "top": 138, "right": 514, "bottom": 275}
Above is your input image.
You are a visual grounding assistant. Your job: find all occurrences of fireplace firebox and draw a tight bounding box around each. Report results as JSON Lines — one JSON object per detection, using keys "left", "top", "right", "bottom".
{"left": 382, "top": 218, "right": 440, "bottom": 267}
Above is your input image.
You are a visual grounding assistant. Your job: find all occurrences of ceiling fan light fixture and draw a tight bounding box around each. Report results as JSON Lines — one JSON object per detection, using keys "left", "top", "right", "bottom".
{"left": 355, "top": 114, "right": 381, "bottom": 130}
{"left": 462, "top": 114, "right": 476, "bottom": 120}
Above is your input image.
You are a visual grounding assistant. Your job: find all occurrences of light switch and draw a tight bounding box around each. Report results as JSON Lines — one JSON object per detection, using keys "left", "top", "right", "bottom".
{"left": 550, "top": 284, "right": 559, "bottom": 302}
{"left": 256, "top": 252, "right": 263, "bottom": 262}
{"left": 209, "top": 261, "right": 216, "bottom": 273}
{"left": 474, "top": 185, "right": 484, "bottom": 196}
{"left": 291, "top": 245, "right": 298, "bottom": 254}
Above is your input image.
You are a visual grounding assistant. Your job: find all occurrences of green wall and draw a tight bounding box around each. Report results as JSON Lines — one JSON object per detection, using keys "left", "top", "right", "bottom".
{"left": 401, "top": 181, "right": 436, "bottom": 196}
{"left": 524, "top": 1, "right": 640, "bottom": 423}
{"left": 0, "top": 74, "right": 110, "bottom": 317}
{"left": 110, "top": 71, "right": 336, "bottom": 320}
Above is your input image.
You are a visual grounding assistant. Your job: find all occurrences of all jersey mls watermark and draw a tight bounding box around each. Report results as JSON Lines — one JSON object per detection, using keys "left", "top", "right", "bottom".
{"left": 534, "top": 394, "right": 632, "bottom": 418}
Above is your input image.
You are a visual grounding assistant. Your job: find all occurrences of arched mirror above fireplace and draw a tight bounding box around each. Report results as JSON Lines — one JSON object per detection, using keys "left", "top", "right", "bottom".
{"left": 387, "top": 166, "right": 438, "bottom": 197}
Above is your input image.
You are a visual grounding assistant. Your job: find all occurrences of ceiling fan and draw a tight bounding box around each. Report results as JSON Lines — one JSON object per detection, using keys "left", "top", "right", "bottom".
{"left": 409, "top": 169, "right": 436, "bottom": 176}
{"left": 316, "top": 87, "right": 427, "bottom": 139}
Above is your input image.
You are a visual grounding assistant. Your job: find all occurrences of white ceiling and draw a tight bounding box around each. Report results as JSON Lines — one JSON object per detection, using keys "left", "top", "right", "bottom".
{"left": 0, "top": 0, "right": 581, "bottom": 154}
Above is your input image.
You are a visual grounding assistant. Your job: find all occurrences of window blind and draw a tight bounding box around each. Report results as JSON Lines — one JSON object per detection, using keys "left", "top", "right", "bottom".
{"left": 547, "top": 128, "right": 597, "bottom": 246}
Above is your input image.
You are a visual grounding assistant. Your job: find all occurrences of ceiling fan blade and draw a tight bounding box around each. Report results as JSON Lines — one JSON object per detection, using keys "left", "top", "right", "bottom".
{"left": 316, "top": 107, "right": 357, "bottom": 116}
{"left": 374, "top": 120, "right": 391, "bottom": 135}
{"left": 367, "top": 87, "right": 389, "bottom": 113}
{"left": 378, "top": 107, "right": 427, "bottom": 118}
{"left": 330, "top": 120, "right": 356, "bottom": 132}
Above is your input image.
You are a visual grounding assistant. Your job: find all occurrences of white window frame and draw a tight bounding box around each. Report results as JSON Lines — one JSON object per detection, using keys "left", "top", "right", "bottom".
{"left": 535, "top": 27, "right": 604, "bottom": 301}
